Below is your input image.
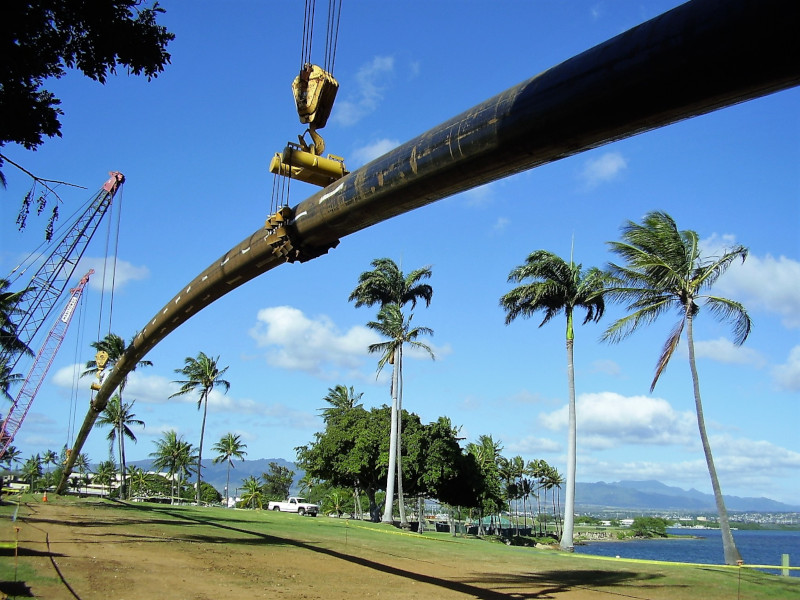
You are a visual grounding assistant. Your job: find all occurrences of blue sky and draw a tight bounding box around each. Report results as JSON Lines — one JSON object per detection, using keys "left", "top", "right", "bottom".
{"left": 2, "top": 1, "right": 798, "bottom": 505}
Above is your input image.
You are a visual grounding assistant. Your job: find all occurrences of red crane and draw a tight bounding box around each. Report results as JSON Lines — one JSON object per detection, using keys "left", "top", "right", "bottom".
{"left": 1, "top": 172, "right": 124, "bottom": 373}
{"left": 0, "top": 270, "right": 94, "bottom": 460}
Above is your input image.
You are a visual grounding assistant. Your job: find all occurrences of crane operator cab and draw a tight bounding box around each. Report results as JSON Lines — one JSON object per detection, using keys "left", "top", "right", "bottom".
{"left": 269, "top": 63, "right": 349, "bottom": 187}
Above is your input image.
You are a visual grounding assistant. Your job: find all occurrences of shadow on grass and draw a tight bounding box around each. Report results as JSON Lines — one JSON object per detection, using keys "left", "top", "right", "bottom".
{"left": 0, "top": 581, "right": 34, "bottom": 597}
{"left": 465, "top": 569, "right": 671, "bottom": 598}
{"left": 108, "top": 502, "right": 666, "bottom": 599}
{"left": 1, "top": 546, "right": 66, "bottom": 558}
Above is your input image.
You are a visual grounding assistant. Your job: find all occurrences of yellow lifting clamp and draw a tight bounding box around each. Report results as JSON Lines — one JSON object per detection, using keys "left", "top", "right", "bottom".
{"left": 270, "top": 63, "right": 346, "bottom": 187}
{"left": 269, "top": 142, "right": 348, "bottom": 188}
{"left": 293, "top": 64, "right": 338, "bottom": 130}
{"left": 90, "top": 350, "right": 109, "bottom": 391}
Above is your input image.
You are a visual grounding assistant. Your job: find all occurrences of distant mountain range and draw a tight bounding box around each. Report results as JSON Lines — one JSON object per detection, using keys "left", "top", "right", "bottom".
{"left": 575, "top": 480, "right": 800, "bottom": 513}
{"left": 127, "top": 459, "right": 800, "bottom": 513}
{"left": 128, "top": 457, "right": 300, "bottom": 496}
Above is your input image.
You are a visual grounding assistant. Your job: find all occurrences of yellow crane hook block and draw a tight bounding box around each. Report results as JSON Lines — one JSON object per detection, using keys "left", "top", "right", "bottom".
{"left": 293, "top": 64, "right": 339, "bottom": 129}
{"left": 269, "top": 142, "right": 348, "bottom": 187}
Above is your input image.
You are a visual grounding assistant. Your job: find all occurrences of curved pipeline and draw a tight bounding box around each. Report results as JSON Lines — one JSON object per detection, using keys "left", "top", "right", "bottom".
{"left": 58, "top": 0, "right": 799, "bottom": 492}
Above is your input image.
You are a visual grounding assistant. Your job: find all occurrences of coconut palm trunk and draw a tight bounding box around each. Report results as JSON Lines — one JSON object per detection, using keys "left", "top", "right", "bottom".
{"left": 686, "top": 311, "right": 741, "bottom": 565}
{"left": 118, "top": 421, "right": 126, "bottom": 498}
{"left": 395, "top": 346, "right": 409, "bottom": 527}
{"left": 381, "top": 356, "right": 400, "bottom": 523}
{"left": 196, "top": 390, "right": 209, "bottom": 505}
{"left": 561, "top": 320, "right": 577, "bottom": 551}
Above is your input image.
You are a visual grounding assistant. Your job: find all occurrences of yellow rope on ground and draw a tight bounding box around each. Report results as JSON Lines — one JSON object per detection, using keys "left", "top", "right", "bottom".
{"left": 343, "top": 522, "right": 799, "bottom": 572}
{"left": 560, "top": 551, "right": 800, "bottom": 572}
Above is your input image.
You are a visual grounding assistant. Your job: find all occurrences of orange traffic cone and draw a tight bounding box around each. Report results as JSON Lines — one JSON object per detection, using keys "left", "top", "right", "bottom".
{"left": 42, "top": 491, "right": 48, "bottom": 502}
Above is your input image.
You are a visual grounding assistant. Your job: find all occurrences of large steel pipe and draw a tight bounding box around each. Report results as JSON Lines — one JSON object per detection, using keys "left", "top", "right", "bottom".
{"left": 58, "top": 0, "right": 800, "bottom": 492}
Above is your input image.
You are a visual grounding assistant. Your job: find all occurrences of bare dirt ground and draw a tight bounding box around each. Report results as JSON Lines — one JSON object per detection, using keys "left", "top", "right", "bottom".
{"left": 2, "top": 499, "right": 795, "bottom": 600}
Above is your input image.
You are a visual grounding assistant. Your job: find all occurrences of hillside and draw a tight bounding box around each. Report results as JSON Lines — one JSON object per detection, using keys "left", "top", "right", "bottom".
{"left": 575, "top": 480, "right": 800, "bottom": 513}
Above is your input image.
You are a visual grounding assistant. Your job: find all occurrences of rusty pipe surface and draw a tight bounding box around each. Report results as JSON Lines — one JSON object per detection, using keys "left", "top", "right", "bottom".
{"left": 58, "top": 0, "right": 800, "bottom": 492}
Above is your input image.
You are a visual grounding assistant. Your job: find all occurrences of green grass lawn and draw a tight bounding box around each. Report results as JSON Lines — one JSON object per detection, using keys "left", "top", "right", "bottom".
{"left": 2, "top": 495, "right": 799, "bottom": 599}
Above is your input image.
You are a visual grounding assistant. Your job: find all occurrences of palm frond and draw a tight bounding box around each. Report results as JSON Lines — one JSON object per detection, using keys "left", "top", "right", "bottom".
{"left": 703, "top": 296, "right": 752, "bottom": 345}
{"left": 601, "top": 295, "right": 676, "bottom": 344}
{"left": 693, "top": 245, "right": 748, "bottom": 291}
{"left": 650, "top": 319, "right": 684, "bottom": 392}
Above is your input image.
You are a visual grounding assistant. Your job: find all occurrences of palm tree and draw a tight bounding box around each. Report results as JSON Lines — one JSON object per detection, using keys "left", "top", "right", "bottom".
{"left": 42, "top": 448, "right": 57, "bottom": 473}
{"left": 465, "top": 435, "right": 504, "bottom": 536}
{"left": 73, "top": 452, "right": 91, "bottom": 494}
{"left": 526, "top": 458, "right": 549, "bottom": 536}
{"left": 22, "top": 454, "right": 42, "bottom": 490}
{"left": 0, "top": 357, "right": 23, "bottom": 402}
{"left": 127, "top": 465, "right": 156, "bottom": 498}
{"left": 0, "top": 279, "right": 33, "bottom": 363}
{"left": 319, "top": 385, "right": 362, "bottom": 512}
{"left": 320, "top": 384, "right": 363, "bottom": 421}
{"left": 603, "top": 210, "right": 750, "bottom": 566}
{"left": 500, "top": 455, "right": 526, "bottom": 534}
{"left": 542, "top": 465, "right": 565, "bottom": 538}
{"left": 83, "top": 332, "right": 152, "bottom": 498}
{"left": 212, "top": 432, "right": 248, "bottom": 507}
{"left": 350, "top": 258, "right": 433, "bottom": 525}
{"left": 1, "top": 444, "right": 22, "bottom": 469}
{"left": 367, "top": 304, "right": 435, "bottom": 525}
{"left": 150, "top": 430, "right": 196, "bottom": 504}
{"left": 94, "top": 395, "right": 144, "bottom": 499}
{"left": 171, "top": 352, "right": 230, "bottom": 505}
{"left": 349, "top": 258, "right": 433, "bottom": 310}
{"left": 94, "top": 460, "right": 117, "bottom": 497}
{"left": 500, "top": 249, "right": 605, "bottom": 551}
{"left": 240, "top": 475, "right": 263, "bottom": 509}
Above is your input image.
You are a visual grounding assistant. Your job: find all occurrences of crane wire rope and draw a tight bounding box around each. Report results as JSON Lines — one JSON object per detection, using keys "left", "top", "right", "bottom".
{"left": 95, "top": 184, "right": 124, "bottom": 341}
{"left": 270, "top": 0, "right": 342, "bottom": 212}
{"left": 6, "top": 191, "right": 96, "bottom": 286}
{"left": 324, "top": 0, "right": 343, "bottom": 74}
{"left": 67, "top": 288, "right": 89, "bottom": 448}
{"left": 301, "top": 0, "right": 316, "bottom": 69}
{"left": 106, "top": 184, "right": 125, "bottom": 333}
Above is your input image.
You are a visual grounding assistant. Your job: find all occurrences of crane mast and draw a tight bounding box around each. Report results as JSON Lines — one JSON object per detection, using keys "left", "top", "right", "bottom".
{"left": 0, "top": 270, "right": 94, "bottom": 460}
{"left": 0, "top": 172, "right": 124, "bottom": 373}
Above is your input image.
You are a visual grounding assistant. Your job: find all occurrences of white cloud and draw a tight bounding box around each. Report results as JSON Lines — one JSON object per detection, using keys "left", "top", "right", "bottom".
{"left": 248, "top": 305, "right": 443, "bottom": 379}
{"left": 79, "top": 256, "right": 149, "bottom": 291}
{"left": 51, "top": 363, "right": 87, "bottom": 388}
{"left": 248, "top": 306, "right": 380, "bottom": 378}
{"left": 507, "top": 435, "right": 562, "bottom": 454}
{"left": 492, "top": 217, "right": 510, "bottom": 233}
{"left": 51, "top": 366, "right": 177, "bottom": 405}
{"left": 702, "top": 236, "right": 800, "bottom": 328}
{"left": 124, "top": 372, "right": 178, "bottom": 404}
{"left": 461, "top": 182, "right": 497, "bottom": 207}
{"left": 579, "top": 151, "right": 627, "bottom": 189}
{"left": 333, "top": 55, "right": 395, "bottom": 126}
{"left": 209, "top": 397, "right": 319, "bottom": 429}
{"left": 590, "top": 359, "right": 622, "bottom": 376}
{"left": 712, "top": 435, "right": 800, "bottom": 473}
{"left": 539, "top": 391, "right": 696, "bottom": 449}
{"left": 694, "top": 337, "right": 766, "bottom": 367}
{"left": 351, "top": 138, "right": 400, "bottom": 166}
{"left": 772, "top": 345, "right": 800, "bottom": 392}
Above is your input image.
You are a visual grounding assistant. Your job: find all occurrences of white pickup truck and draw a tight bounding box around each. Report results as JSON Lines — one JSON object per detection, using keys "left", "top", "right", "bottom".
{"left": 267, "top": 497, "right": 318, "bottom": 516}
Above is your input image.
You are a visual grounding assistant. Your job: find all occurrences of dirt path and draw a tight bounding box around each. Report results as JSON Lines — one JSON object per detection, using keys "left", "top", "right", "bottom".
{"left": 5, "top": 500, "right": 795, "bottom": 600}
{"left": 4, "top": 501, "right": 634, "bottom": 600}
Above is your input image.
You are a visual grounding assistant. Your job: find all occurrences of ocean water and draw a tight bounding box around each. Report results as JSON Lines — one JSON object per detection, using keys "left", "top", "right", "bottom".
{"left": 573, "top": 528, "right": 800, "bottom": 577}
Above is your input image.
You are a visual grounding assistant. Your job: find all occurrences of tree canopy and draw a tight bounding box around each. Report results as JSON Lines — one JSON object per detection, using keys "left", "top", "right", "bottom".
{"left": 2, "top": 1, "right": 174, "bottom": 154}
{"left": 296, "top": 403, "right": 482, "bottom": 522}
{"left": 2, "top": 1, "right": 175, "bottom": 230}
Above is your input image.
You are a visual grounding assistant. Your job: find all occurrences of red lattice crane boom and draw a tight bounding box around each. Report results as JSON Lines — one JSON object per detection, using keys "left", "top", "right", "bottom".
{"left": 0, "top": 270, "right": 94, "bottom": 460}
{"left": 0, "top": 172, "right": 124, "bottom": 373}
